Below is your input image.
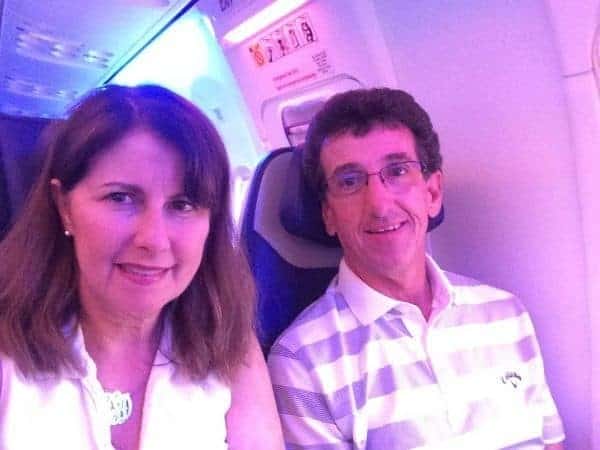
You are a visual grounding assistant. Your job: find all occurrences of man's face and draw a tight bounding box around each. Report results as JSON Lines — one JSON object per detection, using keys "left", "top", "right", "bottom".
{"left": 320, "top": 125, "right": 442, "bottom": 284}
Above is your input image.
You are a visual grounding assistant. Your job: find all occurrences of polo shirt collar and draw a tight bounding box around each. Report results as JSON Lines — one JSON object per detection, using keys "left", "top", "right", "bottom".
{"left": 337, "top": 254, "right": 455, "bottom": 326}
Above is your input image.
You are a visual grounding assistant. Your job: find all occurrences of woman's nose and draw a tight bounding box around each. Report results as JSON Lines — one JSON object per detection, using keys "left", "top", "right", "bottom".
{"left": 132, "top": 207, "right": 170, "bottom": 253}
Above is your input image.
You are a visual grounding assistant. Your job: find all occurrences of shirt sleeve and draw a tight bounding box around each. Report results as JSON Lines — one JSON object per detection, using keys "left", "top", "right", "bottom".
{"left": 268, "top": 342, "right": 351, "bottom": 450}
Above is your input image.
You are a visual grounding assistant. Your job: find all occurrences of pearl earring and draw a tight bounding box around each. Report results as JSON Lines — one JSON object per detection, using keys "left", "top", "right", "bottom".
{"left": 64, "top": 230, "right": 72, "bottom": 237}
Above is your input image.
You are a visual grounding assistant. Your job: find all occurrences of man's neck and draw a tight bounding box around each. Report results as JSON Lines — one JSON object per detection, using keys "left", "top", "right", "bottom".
{"left": 348, "top": 256, "right": 434, "bottom": 320}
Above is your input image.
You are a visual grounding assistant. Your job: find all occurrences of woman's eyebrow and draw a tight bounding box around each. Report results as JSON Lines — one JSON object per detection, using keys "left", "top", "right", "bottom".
{"left": 100, "top": 181, "right": 137, "bottom": 188}
{"left": 98, "top": 182, "right": 143, "bottom": 194}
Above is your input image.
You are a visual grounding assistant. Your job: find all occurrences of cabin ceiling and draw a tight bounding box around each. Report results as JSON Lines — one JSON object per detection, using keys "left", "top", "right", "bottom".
{"left": 0, "top": 0, "right": 196, "bottom": 119}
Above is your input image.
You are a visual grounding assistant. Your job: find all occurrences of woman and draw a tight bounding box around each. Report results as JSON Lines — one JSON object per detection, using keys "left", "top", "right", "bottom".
{"left": 0, "top": 84, "right": 283, "bottom": 449}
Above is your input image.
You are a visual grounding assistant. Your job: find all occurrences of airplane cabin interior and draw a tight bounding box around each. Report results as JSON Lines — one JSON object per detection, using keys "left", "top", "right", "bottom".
{"left": 0, "top": 0, "right": 599, "bottom": 448}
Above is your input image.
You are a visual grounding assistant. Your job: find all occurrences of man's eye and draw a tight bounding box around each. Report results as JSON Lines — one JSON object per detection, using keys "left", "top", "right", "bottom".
{"left": 336, "top": 172, "right": 362, "bottom": 188}
{"left": 385, "top": 163, "right": 409, "bottom": 177}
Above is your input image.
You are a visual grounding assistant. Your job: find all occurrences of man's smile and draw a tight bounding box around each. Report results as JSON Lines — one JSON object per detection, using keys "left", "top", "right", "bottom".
{"left": 365, "top": 221, "right": 407, "bottom": 234}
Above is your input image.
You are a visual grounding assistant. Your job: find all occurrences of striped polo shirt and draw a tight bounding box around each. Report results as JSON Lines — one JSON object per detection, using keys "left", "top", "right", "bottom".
{"left": 268, "top": 256, "right": 565, "bottom": 449}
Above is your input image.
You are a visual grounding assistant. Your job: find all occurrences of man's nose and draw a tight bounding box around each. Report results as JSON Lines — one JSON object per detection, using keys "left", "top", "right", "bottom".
{"left": 363, "top": 172, "right": 391, "bottom": 215}
{"left": 133, "top": 207, "right": 170, "bottom": 252}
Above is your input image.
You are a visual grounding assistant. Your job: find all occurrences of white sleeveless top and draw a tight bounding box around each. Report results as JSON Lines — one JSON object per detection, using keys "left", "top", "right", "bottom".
{"left": 0, "top": 328, "right": 231, "bottom": 450}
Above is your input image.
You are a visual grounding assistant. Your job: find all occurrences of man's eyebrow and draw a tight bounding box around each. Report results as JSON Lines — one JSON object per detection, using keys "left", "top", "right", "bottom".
{"left": 331, "top": 162, "right": 363, "bottom": 175}
{"left": 329, "top": 152, "right": 415, "bottom": 175}
{"left": 383, "top": 152, "right": 413, "bottom": 162}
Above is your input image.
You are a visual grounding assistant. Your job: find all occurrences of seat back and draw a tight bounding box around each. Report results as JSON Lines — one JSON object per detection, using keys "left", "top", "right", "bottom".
{"left": 241, "top": 147, "right": 342, "bottom": 352}
{"left": 0, "top": 115, "right": 52, "bottom": 239}
{"left": 0, "top": 150, "right": 10, "bottom": 238}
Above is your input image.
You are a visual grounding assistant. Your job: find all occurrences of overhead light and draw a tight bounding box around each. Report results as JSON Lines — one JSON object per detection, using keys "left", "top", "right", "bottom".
{"left": 14, "top": 24, "right": 111, "bottom": 68}
{"left": 15, "top": 39, "right": 29, "bottom": 49}
{"left": 4, "top": 76, "right": 78, "bottom": 101}
{"left": 56, "top": 89, "right": 77, "bottom": 99}
{"left": 83, "top": 49, "right": 113, "bottom": 65}
{"left": 223, "top": 0, "right": 310, "bottom": 45}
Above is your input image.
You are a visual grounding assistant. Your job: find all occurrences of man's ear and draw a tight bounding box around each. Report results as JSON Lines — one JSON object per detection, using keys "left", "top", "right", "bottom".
{"left": 426, "top": 170, "right": 443, "bottom": 218}
{"left": 321, "top": 199, "right": 337, "bottom": 237}
{"left": 50, "top": 178, "right": 72, "bottom": 234}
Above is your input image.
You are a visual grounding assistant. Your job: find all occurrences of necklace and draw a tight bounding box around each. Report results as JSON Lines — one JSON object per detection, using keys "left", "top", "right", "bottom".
{"left": 105, "top": 390, "right": 133, "bottom": 426}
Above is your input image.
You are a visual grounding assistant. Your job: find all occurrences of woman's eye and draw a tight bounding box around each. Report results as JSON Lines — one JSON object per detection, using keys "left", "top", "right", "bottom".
{"left": 106, "top": 192, "right": 133, "bottom": 204}
{"left": 170, "top": 199, "right": 196, "bottom": 212}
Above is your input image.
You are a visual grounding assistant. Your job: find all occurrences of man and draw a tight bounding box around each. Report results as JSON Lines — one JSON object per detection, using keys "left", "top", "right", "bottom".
{"left": 267, "top": 88, "right": 565, "bottom": 449}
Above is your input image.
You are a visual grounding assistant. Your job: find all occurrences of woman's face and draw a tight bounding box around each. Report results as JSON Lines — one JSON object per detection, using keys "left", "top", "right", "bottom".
{"left": 53, "top": 129, "right": 210, "bottom": 323}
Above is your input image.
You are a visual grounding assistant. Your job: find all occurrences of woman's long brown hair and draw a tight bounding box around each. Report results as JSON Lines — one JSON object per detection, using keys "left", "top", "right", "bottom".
{"left": 0, "top": 85, "right": 256, "bottom": 382}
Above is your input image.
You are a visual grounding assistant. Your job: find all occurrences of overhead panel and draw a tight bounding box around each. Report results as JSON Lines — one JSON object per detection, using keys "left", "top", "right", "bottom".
{"left": 0, "top": 0, "right": 194, "bottom": 118}
{"left": 204, "top": 0, "right": 398, "bottom": 150}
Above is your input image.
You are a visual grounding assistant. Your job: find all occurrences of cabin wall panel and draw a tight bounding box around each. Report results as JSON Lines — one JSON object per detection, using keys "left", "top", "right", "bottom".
{"left": 373, "top": 0, "right": 591, "bottom": 448}
{"left": 544, "top": 1, "right": 600, "bottom": 443}
{"left": 563, "top": 73, "right": 600, "bottom": 450}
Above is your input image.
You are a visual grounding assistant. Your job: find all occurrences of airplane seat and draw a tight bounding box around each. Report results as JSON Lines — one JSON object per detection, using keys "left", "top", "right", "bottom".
{"left": 0, "top": 115, "right": 52, "bottom": 240}
{"left": 241, "top": 146, "right": 342, "bottom": 353}
{"left": 0, "top": 149, "right": 11, "bottom": 238}
{"left": 241, "top": 145, "right": 446, "bottom": 353}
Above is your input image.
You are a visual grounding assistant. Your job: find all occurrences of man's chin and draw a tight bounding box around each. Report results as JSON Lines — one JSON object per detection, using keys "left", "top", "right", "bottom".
{"left": 350, "top": 255, "right": 412, "bottom": 279}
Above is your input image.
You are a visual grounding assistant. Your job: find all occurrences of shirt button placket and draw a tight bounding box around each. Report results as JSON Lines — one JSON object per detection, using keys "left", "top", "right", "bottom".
{"left": 426, "top": 327, "right": 465, "bottom": 433}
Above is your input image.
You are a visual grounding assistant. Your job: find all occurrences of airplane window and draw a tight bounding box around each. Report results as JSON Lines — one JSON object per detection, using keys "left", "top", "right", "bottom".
{"left": 111, "top": 9, "right": 261, "bottom": 180}
{"left": 232, "top": 165, "right": 253, "bottom": 225}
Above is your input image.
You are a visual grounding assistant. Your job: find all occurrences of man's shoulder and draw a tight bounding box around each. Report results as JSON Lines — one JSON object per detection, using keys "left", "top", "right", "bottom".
{"left": 270, "top": 283, "right": 350, "bottom": 356}
{"left": 445, "top": 270, "right": 526, "bottom": 311}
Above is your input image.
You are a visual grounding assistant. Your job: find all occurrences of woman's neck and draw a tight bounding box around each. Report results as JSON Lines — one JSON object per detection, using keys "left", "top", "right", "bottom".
{"left": 80, "top": 311, "right": 162, "bottom": 390}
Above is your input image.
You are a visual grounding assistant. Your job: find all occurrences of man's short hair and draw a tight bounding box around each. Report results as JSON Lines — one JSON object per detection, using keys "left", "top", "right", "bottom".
{"left": 303, "top": 88, "right": 442, "bottom": 198}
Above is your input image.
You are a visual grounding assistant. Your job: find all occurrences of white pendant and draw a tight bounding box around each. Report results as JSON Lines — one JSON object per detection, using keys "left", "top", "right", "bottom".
{"left": 105, "top": 390, "right": 133, "bottom": 426}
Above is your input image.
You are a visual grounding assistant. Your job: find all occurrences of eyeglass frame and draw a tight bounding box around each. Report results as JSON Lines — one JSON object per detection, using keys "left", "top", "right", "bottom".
{"left": 323, "top": 160, "right": 429, "bottom": 197}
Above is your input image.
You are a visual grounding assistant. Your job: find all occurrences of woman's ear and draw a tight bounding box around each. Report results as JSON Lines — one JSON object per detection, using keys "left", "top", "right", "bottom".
{"left": 50, "top": 178, "right": 72, "bottom": 235}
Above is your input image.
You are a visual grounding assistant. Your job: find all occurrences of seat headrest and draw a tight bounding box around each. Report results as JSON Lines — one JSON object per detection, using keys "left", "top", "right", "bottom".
{"left": 249, "top": 148, "right": 341, "bottom": 270}
{"left": 278, "top": 147, "right": 444, "bottom": 241}
{"left": 279, "top": 147, "right": 340, "bottom": 247}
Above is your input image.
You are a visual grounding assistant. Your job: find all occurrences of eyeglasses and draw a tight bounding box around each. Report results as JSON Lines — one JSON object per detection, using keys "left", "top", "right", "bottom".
{"left": 325, "top": 160, "right": 426, "bottom": 197}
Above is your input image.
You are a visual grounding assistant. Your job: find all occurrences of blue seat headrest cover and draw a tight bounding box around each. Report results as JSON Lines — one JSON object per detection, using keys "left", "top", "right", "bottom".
{"left": 279, "top": 147, "right": 341, "bottom": 247}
